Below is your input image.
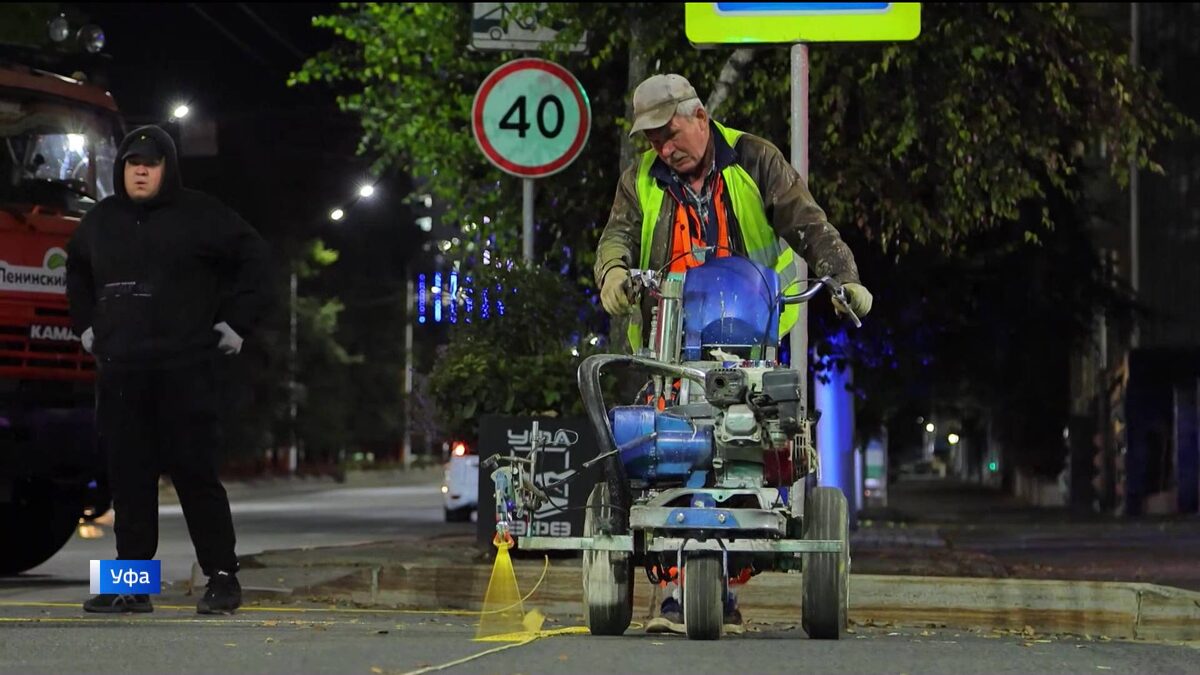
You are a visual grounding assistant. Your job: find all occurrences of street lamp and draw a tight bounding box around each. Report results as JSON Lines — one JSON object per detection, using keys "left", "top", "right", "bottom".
{"left": 947, "top": 433, "right": 960, "bottom": 445}
{"left": 329, "top": 208, "right": 345, "bottom": 222}
{"left": 925, "top": 423, "right": 935, "bottom": 433}
{"left": 171, "top": 104, "right": 190, "bottom": 121}
{"left": 358, "top": 184, "right": 375, "bottom": 198}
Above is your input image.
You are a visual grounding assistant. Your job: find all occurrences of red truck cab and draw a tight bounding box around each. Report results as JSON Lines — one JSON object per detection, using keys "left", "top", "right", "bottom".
{"left": 0, "top": 60, "right": 123, "bottom": 574}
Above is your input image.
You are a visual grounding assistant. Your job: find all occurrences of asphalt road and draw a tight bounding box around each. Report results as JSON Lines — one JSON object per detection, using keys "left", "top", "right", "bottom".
{"left": 1, "top": 482, "right": 1197, "bottom": 674}
{"left": 0, "top": 604, "right": 1196, "bottom": 675}
{"left": 0, "top": 481, "right": 470, "bottom": 604}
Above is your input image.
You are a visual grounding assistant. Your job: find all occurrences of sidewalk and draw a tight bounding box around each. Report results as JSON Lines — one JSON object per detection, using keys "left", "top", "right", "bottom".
{"left": 853, "top": 479, "right": 1200, "bottom": 591}
{"left": 202, "top": 477, "right": 1200, "bottom": 640}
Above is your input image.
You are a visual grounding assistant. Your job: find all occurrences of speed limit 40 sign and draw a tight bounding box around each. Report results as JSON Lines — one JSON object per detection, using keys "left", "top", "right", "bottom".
{"left": 472, "top": 58, "right": 591, "bottom": 178}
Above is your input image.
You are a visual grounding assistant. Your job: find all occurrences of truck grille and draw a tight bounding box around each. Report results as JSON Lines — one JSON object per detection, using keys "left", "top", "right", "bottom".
{"left": 0, "top": 304, "right": 95, "bottom": 382}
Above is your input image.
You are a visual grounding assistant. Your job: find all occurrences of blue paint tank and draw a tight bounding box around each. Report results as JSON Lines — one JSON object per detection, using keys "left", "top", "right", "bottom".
{"left": 610, "top": 406, "right": 712, "bottom": 483}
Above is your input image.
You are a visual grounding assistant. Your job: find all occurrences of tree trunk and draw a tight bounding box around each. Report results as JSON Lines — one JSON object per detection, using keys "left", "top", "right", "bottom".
{"left": 620, "top": 14, "right": 649, "bottom": 174}
{"left": 706, "top": 48, "right": 756, "bottom": 118}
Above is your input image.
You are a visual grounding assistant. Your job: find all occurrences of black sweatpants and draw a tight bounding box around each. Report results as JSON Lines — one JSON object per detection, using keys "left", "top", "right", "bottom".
{"left": 96, "top": 357, "right": 238, "bottom": 576}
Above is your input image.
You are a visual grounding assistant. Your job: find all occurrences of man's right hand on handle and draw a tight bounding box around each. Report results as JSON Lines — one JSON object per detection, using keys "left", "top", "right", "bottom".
{"left": 601, "top": 267, "right": 632, "bottom": 316}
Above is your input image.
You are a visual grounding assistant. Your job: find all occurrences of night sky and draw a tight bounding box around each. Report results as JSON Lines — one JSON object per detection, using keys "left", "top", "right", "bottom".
{"left": 74, "top": 2, "right": 418, "bottom": 277}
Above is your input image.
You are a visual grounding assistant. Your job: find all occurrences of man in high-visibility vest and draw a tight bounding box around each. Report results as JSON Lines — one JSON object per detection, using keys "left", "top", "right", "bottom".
{"left": 595, "top": 74, "right": 872, "bottom": 634}
{"left": 597, "top": 73, "right": 871, "bottom": 351}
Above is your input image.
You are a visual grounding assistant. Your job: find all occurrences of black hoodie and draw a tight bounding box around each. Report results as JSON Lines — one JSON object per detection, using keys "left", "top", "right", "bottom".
{"left": 64, "top": 125, "right": 273, "bottom": 368}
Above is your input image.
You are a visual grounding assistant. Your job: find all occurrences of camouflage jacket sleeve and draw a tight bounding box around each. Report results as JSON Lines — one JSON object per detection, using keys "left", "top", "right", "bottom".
{"left": 594, "top": 162, "right": 643, "bottom": 289}
{"left": 737, "top": 134, "right": 861, "bottom": 284}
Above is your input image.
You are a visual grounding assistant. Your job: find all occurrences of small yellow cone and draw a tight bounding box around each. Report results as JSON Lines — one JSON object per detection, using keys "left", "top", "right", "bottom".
{"left": 474, "top": 536, "right": 528, "bottom": 641}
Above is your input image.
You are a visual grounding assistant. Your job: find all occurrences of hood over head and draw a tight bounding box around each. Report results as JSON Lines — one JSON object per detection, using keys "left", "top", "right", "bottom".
{"left": 113, "top": 125, "right": 182, "bottom": 205}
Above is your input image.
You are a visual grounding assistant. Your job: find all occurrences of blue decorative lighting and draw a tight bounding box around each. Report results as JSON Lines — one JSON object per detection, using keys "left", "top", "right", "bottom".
{"left": 449, "top": 271, "right": 459, "bottom": 324}
{"left": 417, "top": 273, "right": 426, "bottom": 324}
{"left": 433, "top": 272, "right": 442, "bottom": 323}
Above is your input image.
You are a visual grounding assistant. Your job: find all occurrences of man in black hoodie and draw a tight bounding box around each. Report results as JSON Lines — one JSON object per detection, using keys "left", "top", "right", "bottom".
{"left": 65, "top": 125, "right": 273, "bottom": 614}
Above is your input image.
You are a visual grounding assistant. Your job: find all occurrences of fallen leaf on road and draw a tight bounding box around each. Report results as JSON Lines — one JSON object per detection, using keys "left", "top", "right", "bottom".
{"left": 651, "top": 642, "right": 664, "bottom": 646}
{"left": 846, "top": 629, "right": 856, "bottom": 634}
{"left": 1099, "top": 636, "right": 1112, "bottom": 642}
{"left": 919, "top": 630, "right": 933, "bottom": 637}
{"left": 1096, "top": 667, "right": 1112, "bottom": 671}
{"left": 1022, "top": 642, "right": 1034, "bottom": 647}
{"left": 558, "top": 655, "right": 569, "bottom": 662}
{"left": 264, "top": 638, "right": 275, "bottom": 644}
{"left": 262, "top": 620, "right": 278, "bottom": 627}
{"left": 887, "top": 632, "right": 900, "bottom": 637}
{"left": 1034, "top": 639, "right": 1052, "bottom": 643}
{"left": 224, "top": 643, "right": 237, "bottom": 648}
{"left": 371, "top": 668, "right": 384, "bottom": 675}
{"left": 1022, "top": 625, "right": 1036, "bottom": 637}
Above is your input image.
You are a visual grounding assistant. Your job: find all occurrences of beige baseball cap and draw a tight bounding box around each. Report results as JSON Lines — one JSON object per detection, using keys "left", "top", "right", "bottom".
{"left": 628, "top": 74, "right": 700, "bottom": 137}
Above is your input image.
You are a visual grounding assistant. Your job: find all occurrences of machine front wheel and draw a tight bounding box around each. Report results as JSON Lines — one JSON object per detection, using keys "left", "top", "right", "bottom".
{"left": 801, "top": 486, "right": 849, "bottom": 639}
{"left": 683, "top": 554, "right": 723, "bottom": 640}
{"left": 581, "top": 483, "right": 633, "bottom": 635}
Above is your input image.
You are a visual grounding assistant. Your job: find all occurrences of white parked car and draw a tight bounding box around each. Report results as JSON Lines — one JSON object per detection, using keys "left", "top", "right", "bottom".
{"left": 441, "top": 441, "right": 478, "bottom": 522}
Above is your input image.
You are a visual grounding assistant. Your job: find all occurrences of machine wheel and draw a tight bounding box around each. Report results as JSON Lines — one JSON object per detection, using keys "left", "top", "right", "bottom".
{"left": 683, "top": 554, "right": 723, "bottom": 640}
{"left": 581, "top": 482, "right": 633, "bottom": 635}
{"left": 0, "top": 479, "right": 83, "bottom": 576}
{"left": 802, "top": 486, "right": 849, "bottom": 639}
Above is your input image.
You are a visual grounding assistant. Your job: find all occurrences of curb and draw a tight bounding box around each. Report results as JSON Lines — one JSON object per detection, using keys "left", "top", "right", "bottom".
{"left": 230, "top": 557, "right": 1200, "bottom": 641}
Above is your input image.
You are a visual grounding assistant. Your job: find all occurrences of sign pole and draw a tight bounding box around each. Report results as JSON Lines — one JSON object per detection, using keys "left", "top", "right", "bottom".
{"left": 790, "top": 43, "right": 809, "bottom": 415}
{"left": 523, "top": 178, "right": 535, "bottom": 264}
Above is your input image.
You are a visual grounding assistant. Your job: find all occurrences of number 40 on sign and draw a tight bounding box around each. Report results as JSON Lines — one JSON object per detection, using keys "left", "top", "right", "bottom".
{"left": 472, "top": 58, "right": 591, "bottom": 179}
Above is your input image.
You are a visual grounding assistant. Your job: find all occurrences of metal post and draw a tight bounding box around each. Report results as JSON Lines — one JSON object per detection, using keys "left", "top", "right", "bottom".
{"left": 523, "top": 178, "right": 535, "bottom": 264}
{"left": 790, "top": 44, "right": 809, "bottom": 410}
{"left": 403, "top": 278, "right": 415, "bottom": 468}
{"left": 288, "top": 269, "right": 298, "bottom": 475}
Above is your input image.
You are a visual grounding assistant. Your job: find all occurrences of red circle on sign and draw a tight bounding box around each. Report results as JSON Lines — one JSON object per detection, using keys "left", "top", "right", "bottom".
{"left": 472, "top": 58, "right": 591, "bottom": 178}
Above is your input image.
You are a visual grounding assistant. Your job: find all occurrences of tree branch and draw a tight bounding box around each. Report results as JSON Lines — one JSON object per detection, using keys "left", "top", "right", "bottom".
{"left": 706, "top": 48, "right": 756, "bottom": 118}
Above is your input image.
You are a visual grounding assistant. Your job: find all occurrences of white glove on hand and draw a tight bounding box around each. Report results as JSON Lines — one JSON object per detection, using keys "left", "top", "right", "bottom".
{"left": 213, "top": 322, "right": 243, "bottom": 356}
{"left": 81, "top": 327, "right": 94, "bottom": 354}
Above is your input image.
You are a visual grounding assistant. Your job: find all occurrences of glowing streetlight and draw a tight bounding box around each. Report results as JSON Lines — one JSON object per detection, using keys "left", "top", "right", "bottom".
{"left": 171, "top": 104, "right": 190, "bottom": 121}
{"left": 329, "top": 208, "right": 345, "bottom": 222}
{"left": 358, "top": 184, "right": 375, "bottom": 198}
{"left": 947, "top": 433, "right": 961, "bottom": 445}
{"left": 925, "top": 423, "right": 935, "bottom": 433}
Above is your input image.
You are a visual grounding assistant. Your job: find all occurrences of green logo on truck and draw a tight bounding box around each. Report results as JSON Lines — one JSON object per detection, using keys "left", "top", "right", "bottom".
{"left": 0, "top": 248, "right": 69, "bottom": 294}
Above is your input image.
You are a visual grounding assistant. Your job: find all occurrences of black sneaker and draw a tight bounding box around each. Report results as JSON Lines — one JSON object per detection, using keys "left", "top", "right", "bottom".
{"left": 83, "top": 593, "right": 153, "bottom": 613}
{"left": 196, "top": 570, "right": 241, "bottom": 615}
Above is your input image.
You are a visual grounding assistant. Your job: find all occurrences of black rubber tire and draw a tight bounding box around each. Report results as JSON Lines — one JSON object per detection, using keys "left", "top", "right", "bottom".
{"left": 582, "top": 482, "right": 633, "bottom": 635}
{"left": 0, "top": 480, "right": 83, "bottom": 576}
{"left": 683, "top": 554, "right": 723, "bottom": 640}
{"left": 802, "top": 486, "right": 849, "bottom": 640}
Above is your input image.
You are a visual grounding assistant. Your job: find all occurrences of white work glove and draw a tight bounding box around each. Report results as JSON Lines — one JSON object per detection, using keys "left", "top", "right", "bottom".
{"left": 833, "top": 282, "right": 873, "bottom": 319}
{"left": 80, "top": 327, "right": 94, "bottom": 354}
{"left": 213, "top": 322, "right": 243, "bottom": 356}
{"left": 600, "top": 268, "right": 632, "bottom": 316}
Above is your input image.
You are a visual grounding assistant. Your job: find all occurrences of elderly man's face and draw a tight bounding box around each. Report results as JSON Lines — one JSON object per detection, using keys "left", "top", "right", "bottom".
{"left": 645, "top": 106, "right": 710, "bottom": 176}
{"left": 124, "top": 156, "right": 164, "bottom": 201}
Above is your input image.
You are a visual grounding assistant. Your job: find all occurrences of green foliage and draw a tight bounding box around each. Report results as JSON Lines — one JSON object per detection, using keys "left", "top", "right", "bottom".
{"left": 294, "top": 3, "right": 1193, "bottom": 465}
{"left": 294, "top": 3, "right": 1190, "bottom": 266}
{"left": 427, "top": 264, "right": 607, "bottom": 439}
